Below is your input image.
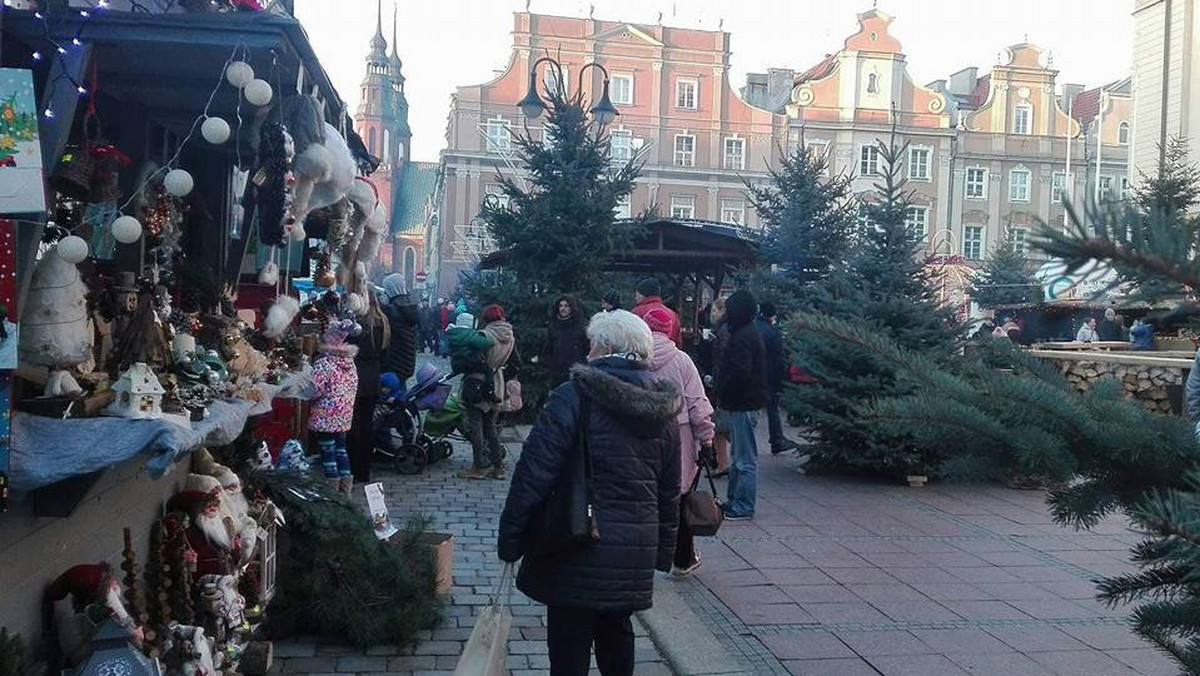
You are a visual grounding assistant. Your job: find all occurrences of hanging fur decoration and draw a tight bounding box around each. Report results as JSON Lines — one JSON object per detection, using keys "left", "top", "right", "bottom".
{"left": 355, "top": 200, "right": 388, "bottom": 270}
{"left": 257, "top": 258, "right": 279, "bottom": 286}
{"left": 307, "top": 123, "right": 356, "bottom": 213}
{"left": 286, "top": 97, "right": 330, "bottom": 227}
{"left": 339, "top": 178, "right": 377, "bottom": 267}
{"left": 254, "top": 122, "right": 295, "bottom": 247}
{"left": 262, "top": 295, "right": 300, "bottom": 339}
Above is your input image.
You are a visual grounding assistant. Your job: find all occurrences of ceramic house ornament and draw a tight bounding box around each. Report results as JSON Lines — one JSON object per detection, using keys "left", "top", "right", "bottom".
{"left": 108, "top": 362, "right": 165, "bottom": 419}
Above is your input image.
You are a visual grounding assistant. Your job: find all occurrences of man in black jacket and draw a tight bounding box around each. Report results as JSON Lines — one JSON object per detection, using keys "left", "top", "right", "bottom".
{"left": 756, "top": 303, "right": 798, "bottom": 455}
{"left": 716, "top": 290, "right": 767, "bottom": 520}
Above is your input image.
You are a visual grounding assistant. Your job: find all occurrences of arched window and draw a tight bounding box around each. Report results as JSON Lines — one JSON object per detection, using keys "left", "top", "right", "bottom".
{"left": 867, "top": 73, "right": 878, "bottom": 94}
{"left": 383, "top": 129, "right": 391, "bottom": 165}
{"left": 1118, "top": 121, "right": 1130, "bottom": 145}
{"left": 403, "top": 247, "right": 417, "bottom": 290}
{"left": 368, "top": 128, "right": 377, "bottom": 156}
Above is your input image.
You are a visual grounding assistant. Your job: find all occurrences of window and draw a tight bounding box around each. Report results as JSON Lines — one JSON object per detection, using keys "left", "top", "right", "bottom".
{"left": 544, "top": 65, "right": 568, "bottom": 96}
{"left": 904, "top": 206, "right": 928, "bottom": 240}
{"left": 867, "top": 73, "right": 879, "bottom": 94}
{"left": 860, "top": 145, "right": 880, "bottom": 176}
{"left": 670, "top": 195, "right": 695, "bottom": 219}
{"left": 786, "top": 128, "right": 803, "bottom": 154}
{"left": 614, "top": 194, "right": 632, "bottom": 219}
{"left": 675, "top": 79, "right": 698, "bottom": 110}
{"left": 1118, "top": 121, "right": 1130, "bottom": 145}
{"left": 723, "top": 137, "right": 745, "bottom": 170}
{"left": 807, "top": 139, "right": 830, "bottom": 174}
{"left": 963, "top": 225, "right": 984, "bottom": 260}
{"left": 484, "top": 183, "right": 511, "bottom": 210}
{"left": 1099, "top": 175, "right": 1113, "bottom": 202}
{"left": 610, "top": 129, "right": 633, "bottom": 165}
{"left": 1011, "top": 227, "right": 1029, "bottom": 255}
{"left": 611, "top": 74, "right": 633, "bottom": 105}
{"left": 1121, "top": 176, "right": 1132, "bottom": 200}
{"left": 1009, "top": 168, "right": 1031, "bottom": 202}
{"left": 720, "top": 198, "right": 745, "bottom": 225}
{"left": 484, "top": 118, "right": 512, "bottom": 153}
{"left": 1052, "top": 171, "right": 1067, "bottom": 204}
{"left": 966, "top": 167, "right": 988, "bottom": 199}
{"left": 1014, "top": 104, "right": 1032, "bottom": 135}
{"left": 367, "top": 128, "right": 377, "bottom": 156}
{"left": 908, "top": 146, "right": 930, "bottom": 180}
{"left": 674, "top": 134, "right": 695, "bottom": 167}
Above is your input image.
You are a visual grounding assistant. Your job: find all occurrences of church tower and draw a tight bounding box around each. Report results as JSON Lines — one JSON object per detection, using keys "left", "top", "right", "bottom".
{"left": 354, "top": 0, "right": 409, "bottom": 221}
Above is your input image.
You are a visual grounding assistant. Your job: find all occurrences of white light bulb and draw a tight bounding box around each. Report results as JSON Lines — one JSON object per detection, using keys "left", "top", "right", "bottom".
{"left": 111, "top": 215, "right": 143, "bottom": 244}
{"left": 225, "top": 61, "right": 254, "bottom": 89}
{"left": 201, "top": 117, "right": 231, "bottom": 145}
{"left": 164, "top": 169, "right": 194, "bottom": 197}
{"left": 56, "top": 236, "right": 89, "bottom": 264}
{"left": 244, "top": 79, "right": 273, "bottom": 107}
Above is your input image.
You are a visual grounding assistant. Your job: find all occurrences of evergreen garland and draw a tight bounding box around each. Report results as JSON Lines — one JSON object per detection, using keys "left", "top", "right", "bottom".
{"left": 252, "top": 473, "right": 442, "bottom": 648}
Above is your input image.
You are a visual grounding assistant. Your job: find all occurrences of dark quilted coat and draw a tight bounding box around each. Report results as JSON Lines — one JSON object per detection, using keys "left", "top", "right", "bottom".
{"left": 382, "top": 297, "right": 419, "bottom": 381}
{"left": 498, "top": 357, "right": 682, "bottom": 612}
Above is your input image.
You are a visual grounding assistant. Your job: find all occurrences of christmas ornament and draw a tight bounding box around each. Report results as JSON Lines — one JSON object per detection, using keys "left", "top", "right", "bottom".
{"left": 244, "top": 79, "right": 273, "bottom": 107}
{"left": 19, "top": 243, "right": 91, "bottom": 396}
{"left": 225, "top": 61, "right": 254, "bottom": 89}
{"left": 201, "top": 117, "right": 231, "bottom": 145}
{"left": 164, "top": 169, "right": 194, "bottom": 197}
{"left": 56, "top": 235, "right": 89, "bottom": 264}
{"left": 107, "top": 362, "right": 166, "bottom": 419}
{"left": 112, "top": 215, "right": 143, "bottom": 244}
{"left": 254, "top": 122, "right": 295, "bottom": 247}
{"left": 87, "top": 140, "right": 132, "bottom": 203}
{"left": 257, "top": 260, "right": 278, "bottom": 286}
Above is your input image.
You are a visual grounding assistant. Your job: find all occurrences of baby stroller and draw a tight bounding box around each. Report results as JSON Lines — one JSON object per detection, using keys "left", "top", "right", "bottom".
{"left": 373, "top": 364, "right": 467, "bottom": 474}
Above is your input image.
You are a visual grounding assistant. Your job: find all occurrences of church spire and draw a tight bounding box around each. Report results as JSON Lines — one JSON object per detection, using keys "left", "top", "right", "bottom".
{"left": 389, "top": 2, "right": 403, "bottom": 75}
{"left": 368, "top": 0, "right": 387, "bottom": 60}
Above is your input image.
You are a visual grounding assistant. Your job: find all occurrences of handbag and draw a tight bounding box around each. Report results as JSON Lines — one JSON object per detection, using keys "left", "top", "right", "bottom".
{"left": 453, "top": 564, "right": 513, "bottom": 676}
{"left": 681, "top": 462, "right": 724, "bottom": 537}
{"left": 497, "top": 378, "right": 523, "bottom": 413}
{"left": 460, "top": 373, "right": 489, "bottom": 404}
{"left": 525, "top": 388, "right": 600, "bottom": 555}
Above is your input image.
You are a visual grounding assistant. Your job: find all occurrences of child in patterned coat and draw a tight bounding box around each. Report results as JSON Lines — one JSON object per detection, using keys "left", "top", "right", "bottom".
{"left": 310, "top": 319, "right": 361, "bottom": 494}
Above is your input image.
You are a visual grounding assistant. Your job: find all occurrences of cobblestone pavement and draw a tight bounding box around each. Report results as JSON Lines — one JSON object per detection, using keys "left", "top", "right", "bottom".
{"left": 271, "top": 355, "right": 672, "bottom": 676}
{"left": 665, "top": 425, "right": 1176, "bottom": 676}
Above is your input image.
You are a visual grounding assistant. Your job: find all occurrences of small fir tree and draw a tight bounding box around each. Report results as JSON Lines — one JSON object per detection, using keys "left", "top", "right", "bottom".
{"left": 783, "top": 128, "right": 961, "bottom": 475}
{"left": 970, "top": 226, "right": 1042, "bottom": 309}
{"left": 746, "top": 142, "right": 856, "bottom": 286}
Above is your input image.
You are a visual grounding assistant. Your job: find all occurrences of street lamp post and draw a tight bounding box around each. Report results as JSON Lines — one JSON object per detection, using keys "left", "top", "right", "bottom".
{"left": 516, "top": 56, "right": 619, "bottom": 126}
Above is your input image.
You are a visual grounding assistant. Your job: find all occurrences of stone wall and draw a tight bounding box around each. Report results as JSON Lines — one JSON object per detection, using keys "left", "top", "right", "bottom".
{"left": 1057, "top": 359, "right": 1185, "bottom": 413}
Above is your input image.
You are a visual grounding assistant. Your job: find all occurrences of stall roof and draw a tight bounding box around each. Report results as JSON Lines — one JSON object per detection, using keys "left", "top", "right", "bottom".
{"left": 478, "top": 217, "right": 759, "bottom": 275}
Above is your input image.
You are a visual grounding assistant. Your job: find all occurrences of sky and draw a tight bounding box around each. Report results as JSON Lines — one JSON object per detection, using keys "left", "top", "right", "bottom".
{"left": 294, "top": 0, "right": 1134, "bottom": 163}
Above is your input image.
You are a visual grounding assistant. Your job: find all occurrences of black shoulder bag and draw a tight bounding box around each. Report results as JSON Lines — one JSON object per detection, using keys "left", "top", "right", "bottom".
{"left": 524, "top": 388, "right": 601, "bottom": 556}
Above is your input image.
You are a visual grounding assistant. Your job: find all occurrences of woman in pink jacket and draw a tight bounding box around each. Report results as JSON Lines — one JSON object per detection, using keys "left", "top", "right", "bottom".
{"left": 644, "top": 307, "right": 715, "bottom": 576}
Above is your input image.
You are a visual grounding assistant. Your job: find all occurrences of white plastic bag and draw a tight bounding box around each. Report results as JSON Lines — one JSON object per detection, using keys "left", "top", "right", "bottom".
{"left": 453, "top": 563, "right": 514, "bottom": 676}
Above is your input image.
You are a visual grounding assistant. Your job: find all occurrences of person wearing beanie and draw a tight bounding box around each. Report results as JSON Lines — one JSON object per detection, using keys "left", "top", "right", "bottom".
{"left": 380, "top": 273, "right": 419, "bottom": 385}
{"left": 645, "top": 306, "right": 715, "bottom": 576}
{"left": 715, "top": 290, "right": 767, "bottom": 520}
{"left": 447, "top": 310, "right": 499, "bottom": 479}
{"left": 756, "top": 302, "right": 798, "bottom": 455}
{"left": 602, "top": 288, "right": 621, "bottom": 312}
{"left": 541, "top": 294, "right": 589, "bottom": 388}
{"left": 461, "top": 304, "right": 516, "bottom": 479}
{"left": 631, "top": 277, "right": 681, "bottom": 347}
{"left": 310, "top": 318, "right": 362, "bottom": 495}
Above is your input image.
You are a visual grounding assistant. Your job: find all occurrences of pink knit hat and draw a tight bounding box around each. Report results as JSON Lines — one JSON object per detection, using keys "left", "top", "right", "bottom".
{"left": 643, "top": 307, "right": 674, "bottom": 336}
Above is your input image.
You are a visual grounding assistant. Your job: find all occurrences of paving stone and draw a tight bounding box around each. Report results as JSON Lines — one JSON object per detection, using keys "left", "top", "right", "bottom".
{"left": 281, "top": 657, "right": 337, "bottom": 672}
{"left": 387, "top": 655, "right": 439, "bottom": 671}
{"left": 868, "top": 653, "right": 972, "bottom": 676}
{"left": 869, "top": 600, "right": 963, "bottom": 622}
{"left": 759, "top": 631, "right": 855, "bottom": 660}
{"left": 783, "top": 657, "right": 882, "bottom": 675}
{"left": 984, "top": 626, "right": 1091, "bottom": 653}
{"left": 947, "top": 651, "right": 1054, "bottom": 676}
{"left": 1104, "top": 648, "right": 1181, "bottom": 675}
{"left": 833, "top": 630, "right": 933, "bottom": 657}
{"left": 1028, "top": 649, "right": 1141, "bottom": 675}
{"left": 846, "top": 583, "right": 927, "bottom": 603}
{"left": 781, "top": 584, "right": 861, "bottom": 604}
{"left": 272, "top": 643, "right": 318, "bottom": 658}
{"left": 335, "top": 656, "right": 390, "bottom": 672}
{"left": 805, "top": 601, "right": 892, "bottom": 624}
{"left": 1061, "top": 625, "right": 1154, "bottom": 650}
{"left": 909, "top": 628, "right": 1013, "bottom": 655}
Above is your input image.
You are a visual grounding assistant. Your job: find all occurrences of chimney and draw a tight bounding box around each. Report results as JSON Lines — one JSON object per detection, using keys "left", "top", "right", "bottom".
{"left": 1060, "top": 83, "right": 1085, "bottom": 110}
{"left": 947, "top": 67, "right": 978, "bottom": 96}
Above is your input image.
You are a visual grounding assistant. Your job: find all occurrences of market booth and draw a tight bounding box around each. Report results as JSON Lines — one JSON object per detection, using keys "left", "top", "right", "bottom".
{"left": 0, "top": 2, "right": 409, "bottom": 672}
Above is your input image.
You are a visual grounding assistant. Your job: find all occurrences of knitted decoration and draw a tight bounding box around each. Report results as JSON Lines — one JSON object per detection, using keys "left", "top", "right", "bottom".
{"left": 254, "top": 122, "right": 295, "bottom": 248}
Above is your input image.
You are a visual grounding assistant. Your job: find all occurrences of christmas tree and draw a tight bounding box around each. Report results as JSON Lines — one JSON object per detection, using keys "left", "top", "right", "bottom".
{"left": 782, "top": 128, "right": 961, "bottom": 475}
{"left": 746, "top": 141, "right": 855, "bottom": 287}
{"left": 970, "top": 225, "right": 1042, "bottom": 309}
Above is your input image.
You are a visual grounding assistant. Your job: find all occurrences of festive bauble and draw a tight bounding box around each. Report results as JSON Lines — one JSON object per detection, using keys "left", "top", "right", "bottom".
{"left": 112, "top": 215, "right": 143, "bottom": 244}
{"left": 56, "top": 235, "right": 88, "bottom": 264}
{"left": 225, "top": 61, "right": 254, "bottom": 89}
{"left": 244, "top": 79, "right": 273, "bottom": 107}
{"left": 164, "top": 169, "right": 194, "bottom": 197}
{"left": 201, "top": 117, "right": 231, "bottom": 145}
{"left": 316, "top": 268, "right": 337, "bottom": 288}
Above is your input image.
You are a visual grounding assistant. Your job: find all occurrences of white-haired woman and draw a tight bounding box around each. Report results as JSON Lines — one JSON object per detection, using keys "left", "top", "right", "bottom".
{"left": 498, "top": 309, "right": 681, "bottom": 676}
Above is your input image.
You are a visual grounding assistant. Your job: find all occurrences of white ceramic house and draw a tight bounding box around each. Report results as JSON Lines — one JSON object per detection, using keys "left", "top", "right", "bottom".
{"left": 109, "top": 362, "right": 165, "bottom": 420}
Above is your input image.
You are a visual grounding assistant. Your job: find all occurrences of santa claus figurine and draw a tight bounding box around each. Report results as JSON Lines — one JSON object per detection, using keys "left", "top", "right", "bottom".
{"left": 210, "top": 466, "right": 260, "bottom": 564}
{"left": 168, "top": 478, "right": 239, "bottom": 578}
{"left": 42, "top": 563, "right": 144, "bottom": 666}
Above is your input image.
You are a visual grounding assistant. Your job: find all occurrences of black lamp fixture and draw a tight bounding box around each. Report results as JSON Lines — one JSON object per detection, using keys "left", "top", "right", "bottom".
{"left": 517, "top": 56, "right": 619, "bottom": 126}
